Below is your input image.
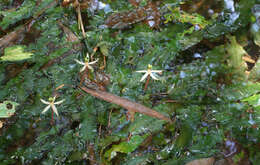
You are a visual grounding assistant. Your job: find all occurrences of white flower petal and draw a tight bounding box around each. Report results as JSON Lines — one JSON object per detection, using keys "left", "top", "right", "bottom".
{"left": 54, "top": 99, "right": 65, "bottom": 105}
{"left": 151, "top": 70, "right": 163, "bottom": 73}
{"left": 80, "top": 65, "right": 87, "bottom": 72}
{"left": 51, "top": 105, "right": 59, "bottom": 117}
{"left": 42, "top": 105, "right": 51, "bottom": 114}
{"left": 150, "top": 73, "right": 160, "bottom": 80}
{"left": 40, "top": 99, "right": 50, "bottom": 105}
{"left": 140, "top": 72, "right": 149, "bottom": 82}
{"left": 87, "top": 65, "right": 94, "bottom": 70}
{"left": 74, "top": 59, "right": 85, "bottom": 65}
{"left": 89, "top": 59, "right": 99, "bottom": 64}
{"left": 136, "top": 70, "right": 147, "bottom": 73}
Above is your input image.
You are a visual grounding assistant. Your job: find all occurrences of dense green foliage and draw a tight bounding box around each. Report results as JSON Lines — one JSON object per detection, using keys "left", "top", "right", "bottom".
{"left": 0, "top": 0, "right": 260, "bottom": 164}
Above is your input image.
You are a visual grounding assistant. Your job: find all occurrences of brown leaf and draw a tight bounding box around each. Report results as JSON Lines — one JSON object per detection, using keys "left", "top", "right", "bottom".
{"left": 0, "top": 1, "right": 57, "bottom": 52}
{"left": 105, "top": 8, "right": 146, "bottom": 29}
{"left": 0, "top": 27, "right": 26, "bottom": 51}
{"left": 105, "top": 1, "right": 161, "bottom": 29}
{"left": 80, "top": 86, "right": 172, "bottom": 122}
{"left": 186, "top": 157, "right": 215, "bottom": 165}
{"left": 143, "top": 1, "right": 161, "bottom": 28}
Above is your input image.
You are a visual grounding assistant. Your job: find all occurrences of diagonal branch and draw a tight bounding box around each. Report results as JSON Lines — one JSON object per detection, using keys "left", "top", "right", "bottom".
{"left": 80, "top": 86, "right": 172, "bottom": 122}
{"left": 0, "top": 1, "right": 57, "bottom": 51}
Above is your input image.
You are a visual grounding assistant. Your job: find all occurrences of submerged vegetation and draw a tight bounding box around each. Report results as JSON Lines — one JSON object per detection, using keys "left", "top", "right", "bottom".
{"left": 0, "top": 0, "right": 260, "bottom": 164}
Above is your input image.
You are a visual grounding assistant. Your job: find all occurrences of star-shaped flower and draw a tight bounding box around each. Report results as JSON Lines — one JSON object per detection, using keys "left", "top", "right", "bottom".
{"left": 74, "top": 54, "right": 99, "bottom": 72}
{"left": 40, "top": 96, "right": 65, "bottom": 117}
{"left": 136, "top": 64, "right": 163, "bottom": 82}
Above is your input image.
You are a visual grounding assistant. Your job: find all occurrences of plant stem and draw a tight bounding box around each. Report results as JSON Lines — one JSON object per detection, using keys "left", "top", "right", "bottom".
{"left": 87, "top": 68, "right": 90, "bottom": 78}
{"left": 144, "top": 74, "right": 151, "bottom": 91}
{"left": 51, "top": 110, "right": 54, "bottom": 125}
{"left": 80, "top": 67, "right": 88, "bottom": 86}
{"left": 75, "top": 0, "right": 86, "bottom": 37}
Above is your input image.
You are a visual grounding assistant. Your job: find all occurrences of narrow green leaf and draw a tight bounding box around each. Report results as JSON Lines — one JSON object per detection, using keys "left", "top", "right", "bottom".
{"left": 175, "top": 124, "right": 193, "bottom": 149}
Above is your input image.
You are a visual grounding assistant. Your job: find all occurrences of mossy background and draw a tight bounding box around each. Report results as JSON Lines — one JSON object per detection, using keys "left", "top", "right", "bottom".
{"left": 0, "top": 0, "right": 260, "bottom": 164}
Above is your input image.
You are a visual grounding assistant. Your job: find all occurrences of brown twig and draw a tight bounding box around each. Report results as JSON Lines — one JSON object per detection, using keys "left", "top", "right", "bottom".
{"left": 0, "top": 27, "right": 25, "bottom": 51}
{"left": 80, "top": 86, "right": 172, "bottom": 122}
{"left": 75, "top": 0, "right": 86, "bottom": 37}
{"left": 80, "top": 67, "right": 88, "bottom": 86}
{"left": 164, "top": 99, "right": 179, "bottom": 103}
{"left": 51, "top": 110, "right": 54, "bottom": 125}
{"left": 0, "top": 1, "right": 57, "bottom": 51}
{"left": 99, "top": 55, "right": 106, "bottom": 70}
{"left": 98, "top": 124, "right": 102, "bottom": 137}
{"left": 144, "top": 74, "right": 151, "bottom": 91}
{"left": 108, "top": 109, "right": 112, "bottom": 128}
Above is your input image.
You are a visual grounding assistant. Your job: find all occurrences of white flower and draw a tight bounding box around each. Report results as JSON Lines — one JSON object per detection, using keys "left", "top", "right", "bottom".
{"left": 74, "top": 54, "right": 99, "bottom": 72}
{"left": 136, "top": 64, "right": 163, "bottom": 82}
{"left": 40, "top": 96, "right": 65, "bottom": 117}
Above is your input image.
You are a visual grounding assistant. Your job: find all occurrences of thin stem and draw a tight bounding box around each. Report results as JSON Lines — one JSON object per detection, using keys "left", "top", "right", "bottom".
{"left": 144, "top": 74, "right": 151, "bottom": 91}
{"left": 80, "top": 67, "right": 88, "bottom": 86}
{"left": 127, "top": 132, "right": 132, "bottom": 142}
{"left": 100, "top": 56, "right": 106, "bottom": 70}
{"left": 103, "top": 56, "right": 106, "bottom": 69}
{"left": 75, "top": 0, "right": 86, "bottom": 37}
{"left": 108, "top": 109, "right": 112, "bottom": 128}
{"left": 98, "top": 124, "right": 102, "bottom": 137}
{"left": 51, "top": 109, "right": 54, "bottom": 125}
{"left": 87, "top": 68, "right": 90, "bottom": 79}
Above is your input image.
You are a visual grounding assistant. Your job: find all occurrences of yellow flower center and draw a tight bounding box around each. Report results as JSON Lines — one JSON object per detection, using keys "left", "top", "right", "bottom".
{"left": 147, "top": 64, "right": 152, "bottom": 69}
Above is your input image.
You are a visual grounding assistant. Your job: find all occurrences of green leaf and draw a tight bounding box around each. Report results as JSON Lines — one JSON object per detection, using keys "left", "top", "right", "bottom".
{"left": 128, "top": 114, "right": 166, "bottom": 135}
{"left": 251, "top": 23, "right": 260, "bottom": 47}
{"left": 249, "top": 58, "right": 260, "bottom": 81}
{"left": 242, "top": 94, "right": 260, "bottom": 107}
{"left": 175, "top": 123, "right": 193, "bottom": 149}
{"left": 226, "top": 36, "right": 247, "bottom": 75}
{"left": 164, "top": 7, "right": 210, "bottom": 28}
{"left": 0, "top": 101, "right": 19, "bottom": 118}
{"left": 1, "top": 45, "right": 34, "bottom": 61}
{"left": 222, "top": 82, "right": 260, "bottom": 101}
{"left": 122, "top": 154, "right": 151, "bottom": 165}
{"left": 98, "top": 41, "right": 111, "bottom": 56}
{"left": 105, "top": 134, "right": 148, "bottom": 160}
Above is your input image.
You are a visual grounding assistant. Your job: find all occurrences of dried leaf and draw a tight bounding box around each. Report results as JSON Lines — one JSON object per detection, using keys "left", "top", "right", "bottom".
{"left": 80, "top": 87, "right": 172, "bottom": 122}
{"left": 105, "top": 1, "right": 160, "bottom": 29}
{"left": 186, "top": 157, "right": 215, "bottom": 165}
